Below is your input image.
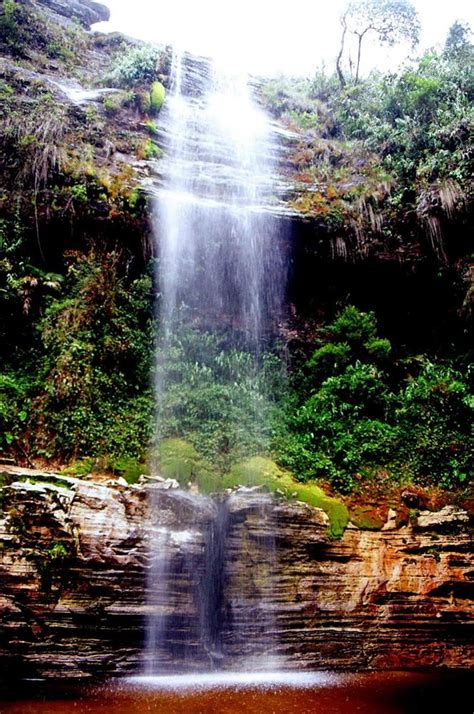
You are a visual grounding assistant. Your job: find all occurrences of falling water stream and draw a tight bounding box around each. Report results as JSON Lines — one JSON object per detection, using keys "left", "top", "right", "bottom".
{"left": 156, "top": 52, "right": 285, "bottom": 347}
{"left": 144, "top": 51, "right": 286, "bottom": 673}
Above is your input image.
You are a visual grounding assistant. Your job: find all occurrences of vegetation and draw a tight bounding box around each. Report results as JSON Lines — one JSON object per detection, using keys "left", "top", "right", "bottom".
{"left": 261, "top": 24, "right": 473, "bottom": 274}
{"left": 337, "top": 0, "right": 420, "bottom": 86}
{"left": 1, "top": 250, "right": 154, "bottom": 463}
{"left": 224, "top": 456, "right": 348, "bottom": 537}
{"left": 154, "top": 326, "right": 286, "bottom": 471}
{"left": 0, "top": 0, "right": 84, "bottom": 63}
{"left": 0, "top": 0, "right": 471, "bottom": 516}
{"left": 276, "top": 307, "right": 473, "bottom": 492}
{"left": 150, "top": 81, "right": 166, "bottom": 114}
{"left": 106, "top": 44, "right": 163, "bottom": 88}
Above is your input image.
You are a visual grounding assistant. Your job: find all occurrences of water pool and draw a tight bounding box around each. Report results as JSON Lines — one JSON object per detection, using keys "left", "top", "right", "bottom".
{"left": 0, "top": 670, "right": 471, "bottom": 713}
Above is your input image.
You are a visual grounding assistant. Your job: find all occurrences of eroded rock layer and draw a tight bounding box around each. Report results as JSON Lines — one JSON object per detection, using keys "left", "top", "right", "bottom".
{"left": 0, "top": 470, "right": 472, "bottom": 680}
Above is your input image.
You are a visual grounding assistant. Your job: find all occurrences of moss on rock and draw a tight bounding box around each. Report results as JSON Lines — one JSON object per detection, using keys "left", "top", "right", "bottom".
{"left": 225, "top": 456, "right": 349, "bottom": 538}
{"left": 157, "top": 439, "right": 220, "bottom": 493}
{"left": 150, "top": 81, "right": 165, "bottom": 114}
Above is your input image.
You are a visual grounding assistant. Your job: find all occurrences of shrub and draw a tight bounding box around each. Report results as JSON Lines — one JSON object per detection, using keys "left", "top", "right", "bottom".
{"left": 276, "top": 306, "right": 473, "bottom": 492}
{"left": 108, "top": 45, "right": 161, "bottom": 88}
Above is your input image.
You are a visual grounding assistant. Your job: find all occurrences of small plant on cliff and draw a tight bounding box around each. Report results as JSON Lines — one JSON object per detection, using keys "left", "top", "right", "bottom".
{"left": 108, "top": 45, "right": 162, "bottom": 88}
{"left": 150, "top": 81, "right": 166, "bottom": 114}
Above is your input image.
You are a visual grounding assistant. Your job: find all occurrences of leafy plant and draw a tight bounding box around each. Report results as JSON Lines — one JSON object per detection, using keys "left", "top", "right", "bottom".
{"left": 155, "top": 326, "right": 287, "bottom": 471}
{"left": 108, "top": 45, "right": 162, "bottom": 88}
{"left": 276, "top": 306, "right": 473, "bottom": 492}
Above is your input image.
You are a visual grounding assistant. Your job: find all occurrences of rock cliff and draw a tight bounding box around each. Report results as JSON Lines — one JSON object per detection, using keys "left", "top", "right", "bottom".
{"left": 35, "top": 0, "right": 110, "bottom": 28}
{"left": 0, "top": 469, "right": 472, "bottom": 681}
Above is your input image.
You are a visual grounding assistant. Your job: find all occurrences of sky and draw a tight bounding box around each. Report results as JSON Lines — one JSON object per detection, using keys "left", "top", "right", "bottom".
{"left": 94, "top": 0, "right": 474, "bottom": 75}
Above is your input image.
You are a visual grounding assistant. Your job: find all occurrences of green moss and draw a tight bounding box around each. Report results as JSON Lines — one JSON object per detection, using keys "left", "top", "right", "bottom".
{"left": 144, "top": 119, "right": 159, "bottom": 135}
{"left": 30, "top": 540, "right": 71, "bottom": 590}
{"left": 103, "top": 94, "right": 121, "bottom": 116}
{"left": 296, "top": 483, "right": 349, "bottom": 538}
{"left": 64, "top": 456, "right": 147, "bottom": 484}
{"left": 195, "top": 466, "right": 222, "bottom": 494}
{"left": 46, "top": 541, "right": 69, "bottom": 560}
{"left": 225, "top": 456, "right": 349, "bottom": 538}
{"left": 108, "top": 456, "right": 148, "bottom": 484}
{"left": 157, "top": 438, "right": 220, "bottom": 493}
{"left": 0, "top": 82, "right": 14, "bottom": 99}
{"left": 139, "top": 139, "right": 162, "bottom": 160}
{"left": 63, "top": 458, "right": 96, "bottom": 477}
{"left": 150, "top": 81, "right": 165, "bottom": 114}
{"left": 224, "top": 457, "right": 285, "bottom": 489}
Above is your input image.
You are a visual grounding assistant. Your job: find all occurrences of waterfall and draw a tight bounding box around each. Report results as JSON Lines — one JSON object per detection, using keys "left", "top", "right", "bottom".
{"left": 155, "top": 52, "right": 285, "bottom": 353}
{"left": 144, "top": 50, "right": 286, "bottom": 673}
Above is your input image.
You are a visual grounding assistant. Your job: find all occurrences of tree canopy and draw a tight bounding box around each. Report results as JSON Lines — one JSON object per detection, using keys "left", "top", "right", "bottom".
{"left": 337, "top": 0, "right": 421, "bottom": 85}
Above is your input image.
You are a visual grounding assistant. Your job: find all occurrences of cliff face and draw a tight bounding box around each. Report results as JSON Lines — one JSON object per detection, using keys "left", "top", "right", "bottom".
{"left": 35, "top": 0, "right": 110, "bottom": 28}
{"left": 0, "top": 470, "right": 472, "bottom": 681}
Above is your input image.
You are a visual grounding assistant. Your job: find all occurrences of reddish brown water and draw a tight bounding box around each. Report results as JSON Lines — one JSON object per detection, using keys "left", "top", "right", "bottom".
{"left": 0, "top": 671, "right": 471, "bottom": 714}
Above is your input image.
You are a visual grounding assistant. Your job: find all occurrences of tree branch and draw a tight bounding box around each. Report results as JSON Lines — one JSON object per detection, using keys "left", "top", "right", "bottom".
{"left": 336, "top": 12, "right": 348, "bottom": 89}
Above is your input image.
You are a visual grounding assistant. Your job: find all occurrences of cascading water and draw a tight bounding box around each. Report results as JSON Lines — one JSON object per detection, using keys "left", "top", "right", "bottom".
{"left": 144, "top": 50, "right": 286, "bottom": 674}
{"left": 156, "top": 53, "right": 284, "bottom": 350}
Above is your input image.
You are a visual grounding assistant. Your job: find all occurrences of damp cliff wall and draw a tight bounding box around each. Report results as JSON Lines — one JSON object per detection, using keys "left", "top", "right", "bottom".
{"left": 0, "top": 470, "right": 472, "bottom": 681}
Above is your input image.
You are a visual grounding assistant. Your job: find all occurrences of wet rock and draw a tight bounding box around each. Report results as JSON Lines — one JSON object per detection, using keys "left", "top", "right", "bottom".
{"left": 416, "top": 505, "right": 470, "bottom": 530}
{"left": 146, "top": 478, "right": 180, "bottom": 490}
{"left": 37, "top": 0, "right": 110, "bottom": 28}
{"left": 400, "top": 488, "right": 428, "bottom": 509}
{"left": 0, "top": 469, "right": 472, "bottom": 680}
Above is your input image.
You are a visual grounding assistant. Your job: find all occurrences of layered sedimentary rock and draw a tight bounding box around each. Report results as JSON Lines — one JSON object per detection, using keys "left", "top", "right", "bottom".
{"left": 0, "top": 469, "right": 472, "bottom": 680}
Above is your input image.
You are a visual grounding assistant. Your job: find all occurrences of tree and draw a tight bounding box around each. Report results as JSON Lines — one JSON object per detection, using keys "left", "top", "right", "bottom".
{"left": 336, "top": 10, "right": 349, "bottom": 88}
{"left": 337, "top": 0, "right": 421, "bottom": 86}
{"left": 444, "top": 20, "right": 473, "bottom": 63}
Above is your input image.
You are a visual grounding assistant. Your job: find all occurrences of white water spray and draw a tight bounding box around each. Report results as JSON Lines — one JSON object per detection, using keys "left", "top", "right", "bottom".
{"left": 145, "top": 50, "right": 286, "bottom": 673}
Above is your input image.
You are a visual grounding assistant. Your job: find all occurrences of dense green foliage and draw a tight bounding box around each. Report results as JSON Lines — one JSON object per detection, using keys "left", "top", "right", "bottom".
{"left": 0, "top": 251, "right": 154, "bottom": 461}
{"left": 155, "top": 326, "right": 286, "bottom": 471}
{"left": 0, "top": 2, "right": 471, "bottom": 504}
{"left": 276, "top": 307, "right": 473, "bottom": 492}
{"left": 261, "top": 25, "right": 472, "bottom": 272}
